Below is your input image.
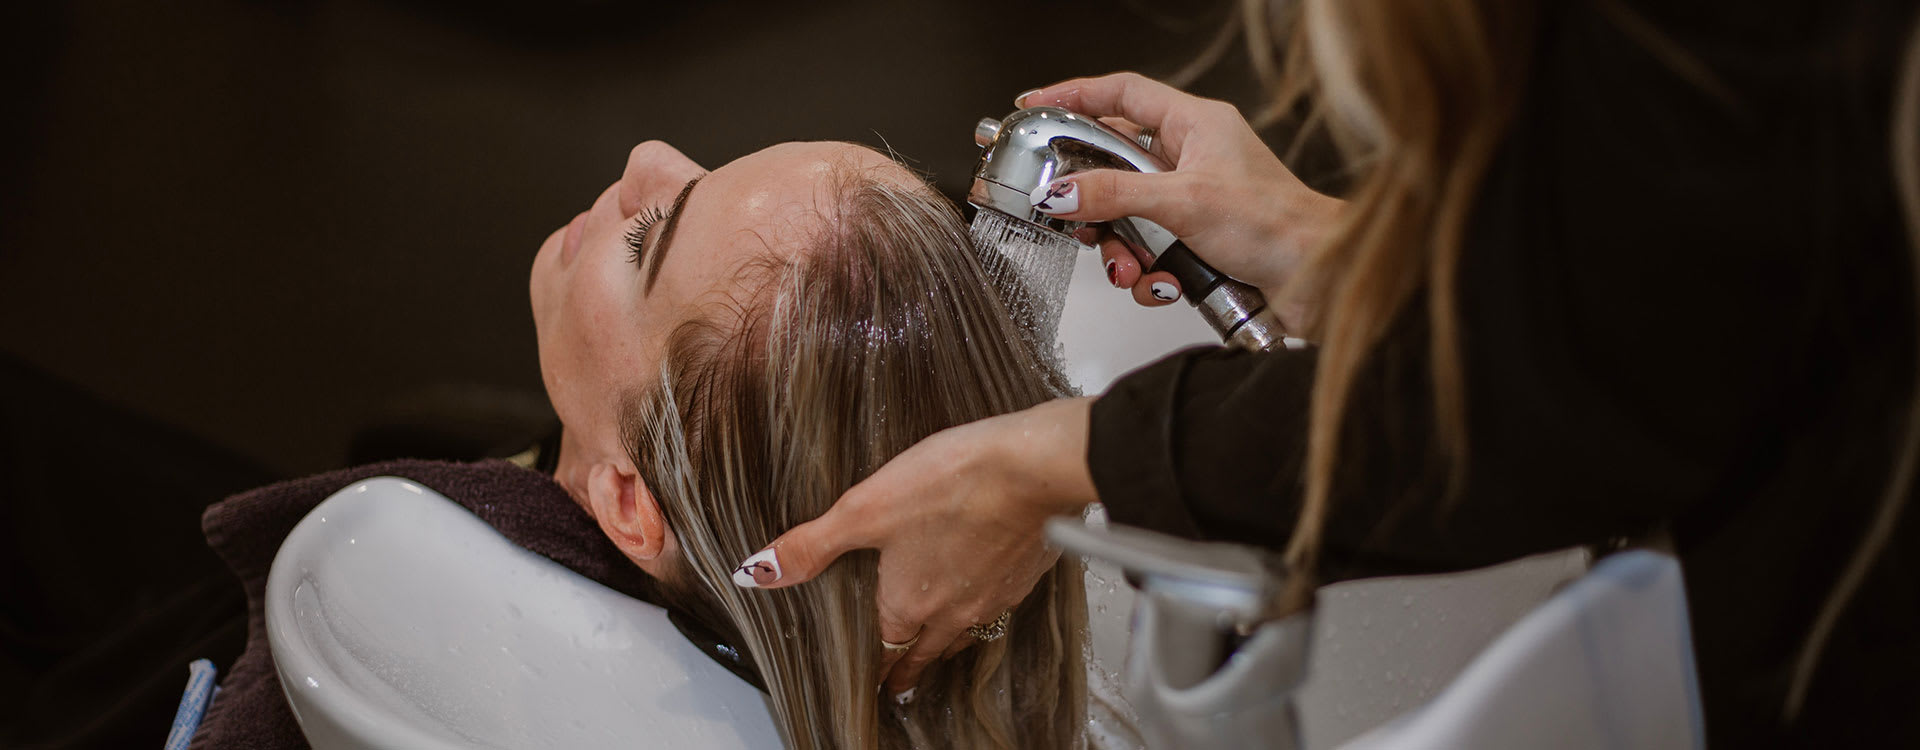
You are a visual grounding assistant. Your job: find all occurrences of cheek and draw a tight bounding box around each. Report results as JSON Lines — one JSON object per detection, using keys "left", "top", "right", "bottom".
{"left": 547, "top": 260, "right": 649, "bottom": 417}
{"left": 529, "top": 228, "right": 568, "bottom": 331}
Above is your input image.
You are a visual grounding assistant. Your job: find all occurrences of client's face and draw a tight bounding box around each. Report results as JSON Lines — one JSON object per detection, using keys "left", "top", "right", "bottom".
{"left": 530, "top": 140, "right": 908, "bottom": 506}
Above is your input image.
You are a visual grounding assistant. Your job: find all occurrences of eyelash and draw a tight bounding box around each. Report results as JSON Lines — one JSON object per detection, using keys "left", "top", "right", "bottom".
{"left": 624, "top": 207, "right": 668, "bottom": 265}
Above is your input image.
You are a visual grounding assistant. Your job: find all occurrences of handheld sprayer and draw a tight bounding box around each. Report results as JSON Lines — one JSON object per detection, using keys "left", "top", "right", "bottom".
{"left": 967, "top": 107, "right": 1299, "bottom": 352}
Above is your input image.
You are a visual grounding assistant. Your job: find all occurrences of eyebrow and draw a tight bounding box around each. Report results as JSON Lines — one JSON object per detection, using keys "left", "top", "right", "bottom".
{"left": 644, "top": 176, "right": 702, "bottom": 294}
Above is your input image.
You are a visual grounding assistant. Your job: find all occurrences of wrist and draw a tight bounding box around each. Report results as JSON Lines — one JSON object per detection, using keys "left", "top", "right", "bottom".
{"left": 991, "top": 397, "right": 1099, "bottom": 517}
{"left": 1265, "top": 190, "right": 1343, "bottom": 334}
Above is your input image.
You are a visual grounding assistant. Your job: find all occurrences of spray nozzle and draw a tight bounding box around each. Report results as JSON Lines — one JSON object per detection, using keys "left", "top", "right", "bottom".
{"left": 967, "top": 108, "right": 1297, "bottom": 352}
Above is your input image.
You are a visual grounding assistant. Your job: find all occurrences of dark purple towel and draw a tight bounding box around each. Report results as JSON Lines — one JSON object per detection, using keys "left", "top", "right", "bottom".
{"left": 187, "top": 459, "right": 657, "bottom": 750}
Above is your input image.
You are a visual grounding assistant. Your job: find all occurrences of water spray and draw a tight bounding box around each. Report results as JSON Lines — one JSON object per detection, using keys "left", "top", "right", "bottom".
{"left": 966, "top": 106, "right": 1298, "bottom": 352}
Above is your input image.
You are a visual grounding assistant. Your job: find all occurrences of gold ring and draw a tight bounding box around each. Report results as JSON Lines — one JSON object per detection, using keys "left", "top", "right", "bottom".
{"left": 965, "top": 610, "right": 1012, "bottom": 642}
{"left": 880, "top": 634, "right": 919, "bottom": 653}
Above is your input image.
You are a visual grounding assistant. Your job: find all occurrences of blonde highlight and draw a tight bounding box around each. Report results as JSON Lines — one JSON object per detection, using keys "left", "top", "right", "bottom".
{"left": 1252, "top": 0, "right": 1536, "bottom": 606}
{"left": 621, "top": 160, "right": 1090, "bottom": 749}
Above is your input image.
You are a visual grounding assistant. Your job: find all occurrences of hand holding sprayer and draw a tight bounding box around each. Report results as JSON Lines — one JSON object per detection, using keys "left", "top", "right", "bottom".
{"left": 969, "top": 105, "right": 1304, "bottom": 351}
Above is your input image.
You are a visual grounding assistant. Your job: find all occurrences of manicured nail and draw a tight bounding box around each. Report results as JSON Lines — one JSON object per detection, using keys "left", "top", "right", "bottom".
{"left": 732, "top": 548, "right": 781, "bottom": 588}
{"left": 1150, "top": 281, "right": 1180, "bottom": 302}
{"left": 1014, "top": 89, "right": 1042, "bottom": 108}
{"left": 893, "top": 687, "right": 916, "bottom": 705}
{"left": 1104, "top": 259, "right": 1120, "bottom": 287}
{"left": 1030, "top": 180, "right": 1078, "bottom": 215}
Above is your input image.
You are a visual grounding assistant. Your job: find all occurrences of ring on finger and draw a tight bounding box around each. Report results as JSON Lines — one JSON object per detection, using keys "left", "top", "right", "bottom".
{"left": 880, "top": 634, "right": 919, "bottom": 653}
{"left": 1134, "top": 127, "right": 1158, "bottom": 154}
{"left": 965, "top": 609, "right": 1012, "bottom": 643}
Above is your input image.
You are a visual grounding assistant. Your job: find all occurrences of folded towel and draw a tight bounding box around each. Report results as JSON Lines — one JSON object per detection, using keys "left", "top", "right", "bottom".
{"left": 187, "top": 459, "right": 659, "bottom": 750}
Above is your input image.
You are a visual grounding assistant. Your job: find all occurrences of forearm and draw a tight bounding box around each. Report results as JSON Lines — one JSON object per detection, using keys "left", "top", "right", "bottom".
{"left": 1087, "top": 345, "right": 1315, "bottom": 547}
{"left": 991, "top": 396, "right": 1101, "bottom": 518}
{"left": 1079, "top": 316, "right": 1700, "bottom": 582}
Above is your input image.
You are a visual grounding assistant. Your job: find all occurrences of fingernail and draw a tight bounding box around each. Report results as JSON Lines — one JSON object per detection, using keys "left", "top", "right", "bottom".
{"left": 1104, "top": 259, "right": 1120, "bottom": 287}
{"left": 893, "top": 687, "right": 916, "bottom": 705}
{"left": 1030, "top": 179, "right": 1078, "bottom": 215}
{"left": 1014, "top": 88, "right": 1042, "bottom": 108}
{"left": 1150, "top": 281, "right": 1180, "bottom": 302}
{"left": 731, "top": 548, "right": 782, "bottom": 588}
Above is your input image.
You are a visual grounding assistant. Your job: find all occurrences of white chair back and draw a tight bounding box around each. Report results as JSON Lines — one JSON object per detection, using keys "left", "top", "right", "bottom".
{"left": 1339, "top": 550, "right": 1704, "bottom": 750}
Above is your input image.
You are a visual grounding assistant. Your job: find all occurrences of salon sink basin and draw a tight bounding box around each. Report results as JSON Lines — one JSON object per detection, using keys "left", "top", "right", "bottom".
{"left": 265, "top": 476, "right": 781, "bottom": 750}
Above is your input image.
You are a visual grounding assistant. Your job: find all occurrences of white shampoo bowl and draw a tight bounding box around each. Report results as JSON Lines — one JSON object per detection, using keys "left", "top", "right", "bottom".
{"left": 265, "top": 476, "right": 782, "bottom": 750}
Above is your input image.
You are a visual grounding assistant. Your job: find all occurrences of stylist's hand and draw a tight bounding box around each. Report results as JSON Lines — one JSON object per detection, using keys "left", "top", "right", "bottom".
{"left": 729, "top": 397, "right": 1099, "bottom": 697}
{"left": 1018, "top": 72, "right": 1343, "bottom": 328}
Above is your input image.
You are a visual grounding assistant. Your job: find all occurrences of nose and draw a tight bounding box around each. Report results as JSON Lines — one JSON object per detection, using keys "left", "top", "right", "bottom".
{"left": 617, "top": 141, "right": 705, "bottom": 218}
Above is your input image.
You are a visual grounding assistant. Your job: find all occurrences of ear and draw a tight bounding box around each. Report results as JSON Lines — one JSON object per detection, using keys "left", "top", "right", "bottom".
{"left": 585, "top": 462, "right": 673, "bottom": 566}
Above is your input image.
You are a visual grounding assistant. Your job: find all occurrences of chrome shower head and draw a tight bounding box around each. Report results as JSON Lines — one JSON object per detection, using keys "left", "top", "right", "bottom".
{"left": 968, "top": 107, "right": 1166, "bottom": 237}
{"left": 967, "top": 107, "right": 1293, "bottom": 352}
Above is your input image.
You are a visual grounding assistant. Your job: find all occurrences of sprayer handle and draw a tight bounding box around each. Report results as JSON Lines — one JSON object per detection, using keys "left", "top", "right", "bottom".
{"left": 1149, "top": 241, "right": 1298, "bottom": 352}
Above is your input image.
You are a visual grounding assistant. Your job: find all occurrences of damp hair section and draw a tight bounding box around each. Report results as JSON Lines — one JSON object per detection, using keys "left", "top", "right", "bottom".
{"left": 619, "top": 151, "right": 1089, "bottom": 750}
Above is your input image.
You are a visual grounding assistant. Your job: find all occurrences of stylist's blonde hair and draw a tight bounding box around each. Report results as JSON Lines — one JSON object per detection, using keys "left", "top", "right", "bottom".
{"left": 1250, "top": 0, "right": 1920, "bottom": 724}
{"left": 621, "top": 161, "right": 1088, "bottom": 749}
{"left": 1252, "top": 0, "right": 1538, "bottom": 612}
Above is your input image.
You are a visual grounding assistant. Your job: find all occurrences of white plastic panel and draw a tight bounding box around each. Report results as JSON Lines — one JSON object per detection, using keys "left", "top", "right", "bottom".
{"left": 266, "top": 477, "right": 782, "bottom": 750}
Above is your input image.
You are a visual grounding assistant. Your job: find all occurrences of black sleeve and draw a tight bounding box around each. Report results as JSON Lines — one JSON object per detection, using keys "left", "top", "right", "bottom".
{"left": 1089, "top": 345, "right": 1315, "bottom": 549}
{"left": 1085, "top": 0, "right": 1865, "bottom": 581}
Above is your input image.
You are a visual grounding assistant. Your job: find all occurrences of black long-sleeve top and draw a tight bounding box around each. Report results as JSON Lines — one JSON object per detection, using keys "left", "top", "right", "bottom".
{"left": 1088, "top": 1, "right": 1920, "bottom": 746}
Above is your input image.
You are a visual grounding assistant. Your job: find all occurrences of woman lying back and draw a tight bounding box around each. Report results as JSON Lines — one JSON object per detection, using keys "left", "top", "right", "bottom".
{"left": 528, "top": 140, "right": 1089, "bottom": 749}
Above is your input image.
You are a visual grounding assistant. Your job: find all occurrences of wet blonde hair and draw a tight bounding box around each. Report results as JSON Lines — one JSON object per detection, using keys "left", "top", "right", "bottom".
{"left": 620, "top": 157, "right": 1088, "bottom": 749}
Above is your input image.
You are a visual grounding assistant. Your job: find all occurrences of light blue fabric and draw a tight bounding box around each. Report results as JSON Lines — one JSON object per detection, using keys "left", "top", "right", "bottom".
{"left": 165, "top": 658, "right": 219, "bottom": 750}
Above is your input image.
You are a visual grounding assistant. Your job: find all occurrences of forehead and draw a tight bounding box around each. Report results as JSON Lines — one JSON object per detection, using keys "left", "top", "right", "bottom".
{"left": 635, "top": 142, "right": 926, "bottom": 352}
{"left": 675, "top": 142, "right": 912, "bottom": 271}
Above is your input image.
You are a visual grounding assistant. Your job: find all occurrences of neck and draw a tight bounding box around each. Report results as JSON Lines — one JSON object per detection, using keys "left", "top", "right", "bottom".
{"left": 551, "top": 429, "right": 596, "bottom": 515}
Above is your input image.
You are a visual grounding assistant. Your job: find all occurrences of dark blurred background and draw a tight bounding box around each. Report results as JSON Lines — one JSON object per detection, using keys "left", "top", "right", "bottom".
{"left": 1, "top": 0, "right": 1274, "bottom": 478}
{"left": 0, "top": 0, "right": 1280, "bottom": 745}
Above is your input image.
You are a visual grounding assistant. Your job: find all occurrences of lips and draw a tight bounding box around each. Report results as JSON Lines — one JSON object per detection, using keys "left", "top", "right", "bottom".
{"left": 560, "top": 210, "right": 588, "bottom": 265}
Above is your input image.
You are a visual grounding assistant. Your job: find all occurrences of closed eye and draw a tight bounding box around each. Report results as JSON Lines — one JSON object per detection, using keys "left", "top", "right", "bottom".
{"left": 624, "top": 206, "right": 667, "bottom": 265}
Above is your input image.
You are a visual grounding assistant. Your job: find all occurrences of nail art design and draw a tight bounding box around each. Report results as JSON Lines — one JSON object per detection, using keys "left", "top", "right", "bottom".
{"left": 732, "top": 548, "right": 781, "bottom": 588}
{"left": 1104, "top": 259, "right": 1120, "bottom": 287}
{"left": 1150, "top": 281, "right": 1180, "bottom": 302}
{"left": 1029, "top": 180, "right": 1077, "bottom": 215}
